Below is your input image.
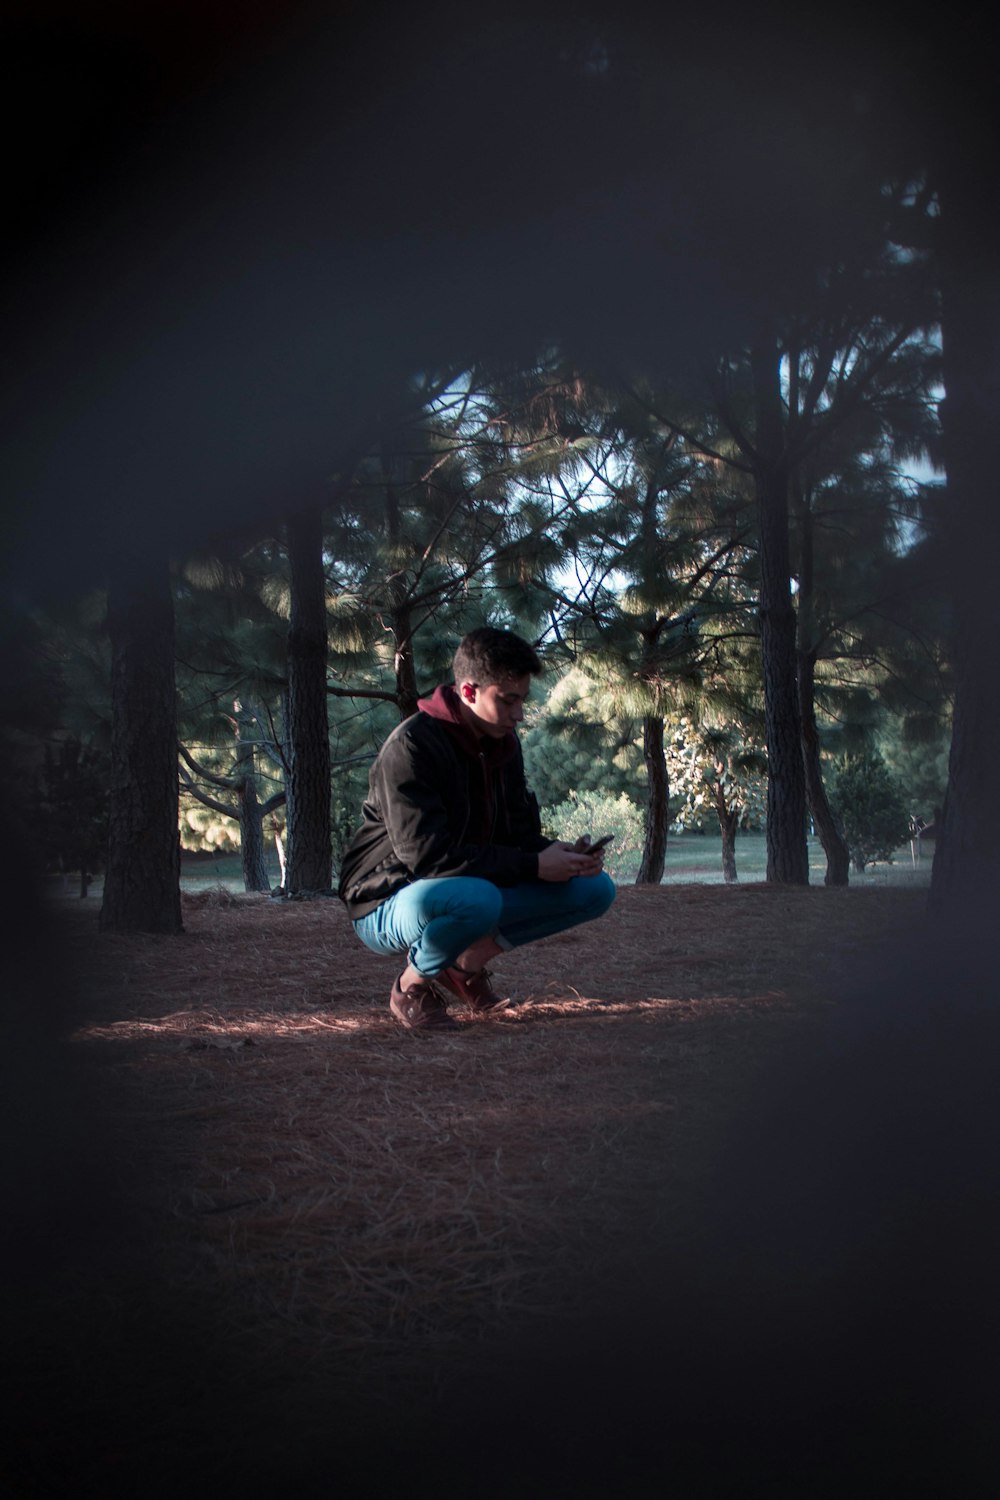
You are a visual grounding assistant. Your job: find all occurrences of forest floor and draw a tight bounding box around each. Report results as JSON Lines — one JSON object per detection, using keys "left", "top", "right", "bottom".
{"left": 6, "top": 882, "right": 998, "bottom": 1498}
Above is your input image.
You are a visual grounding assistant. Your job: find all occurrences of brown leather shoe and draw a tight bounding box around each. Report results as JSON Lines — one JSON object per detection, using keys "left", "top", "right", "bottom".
{"left": 390, "top": 974, "right": 458, "bottom": 1031}
{"left": 434, "top": 965, "right": 510, "bottom": 1013}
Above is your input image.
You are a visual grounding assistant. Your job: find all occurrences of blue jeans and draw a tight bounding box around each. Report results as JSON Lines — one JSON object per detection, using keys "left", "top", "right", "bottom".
{"left": 352, "top": 873, "right": 617, "bottom": 977}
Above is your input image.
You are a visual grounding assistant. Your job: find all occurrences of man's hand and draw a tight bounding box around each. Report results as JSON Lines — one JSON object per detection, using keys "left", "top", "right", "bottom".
{"left": 538, "top": 840, "right": 605, "bottom": 882}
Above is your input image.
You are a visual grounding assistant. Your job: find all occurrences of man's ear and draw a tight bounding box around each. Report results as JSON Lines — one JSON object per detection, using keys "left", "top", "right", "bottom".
{"left": 459, "top": 681, "right": 477, "bottom": 703}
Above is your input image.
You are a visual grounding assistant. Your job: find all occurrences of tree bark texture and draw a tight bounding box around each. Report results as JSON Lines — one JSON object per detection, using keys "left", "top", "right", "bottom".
{"left": 236, "top": 766, "right": 270, "bottom": 893}
{"left": 100, "top": 562, "right": 182, "bottom": 934}
{"left": 385, "top": 465, "right": 419, "bottom": 720}
{"left": 792, "top": 486, "right": 849, "bottom": 885}
{"left": 392, "top": 599, "right": 419, "bottom": 721}
{"left": 285, "top": 507, "right": 332, "bottom": 893}
{"left": 930, "top": 161, "right": 1000, "bottom": 933}
{"left": 271, "top": 816, "right": 287, "bottom": 888}
{"left": 797, "top": 651, "right": 850, "bottom": 886}
{"left": 279, "top": 689, "right": 295, "bottom": 883}
{"left": 636, "top": 714, "right": 668, "bottom": 884}
{"left": 713, "top": 781, "right": 740, "bottom": 883}
{"left": 635, "top": 468, "right": 670, "bottom": 885}
{"left": 232, "top": 706, "right": 270, "bottom": 892}
{"left": 751, "top": 341, "right": 809, "bottom": 884}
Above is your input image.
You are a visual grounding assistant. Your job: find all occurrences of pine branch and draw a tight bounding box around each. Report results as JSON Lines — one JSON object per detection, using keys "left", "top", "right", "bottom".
{"left": 326, "top": 682, "right": 400, "bottom": 704}
{"left": 178, "top": 742, "right": 238, "bottom": 791}
{"left": 178, "top": 767, "right": 237, "bottom": 820}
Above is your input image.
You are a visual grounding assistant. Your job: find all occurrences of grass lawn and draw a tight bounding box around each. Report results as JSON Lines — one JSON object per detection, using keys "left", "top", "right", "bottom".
{"left": 166, "top": 832, "right": 933, "bottom": 895}
{"left": 53, "top": 834, "right": 931, "bottom": 901}
{"left": 53, "top": 833, "right": 932, "bottom": 905}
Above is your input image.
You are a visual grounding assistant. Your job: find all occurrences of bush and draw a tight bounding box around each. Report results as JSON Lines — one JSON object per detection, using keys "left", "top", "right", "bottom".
{"left": 541, "top": 792, "right": 645, "bottom": 881}
{"left": 829, "top": 752, "right": 911, "bottom": 873}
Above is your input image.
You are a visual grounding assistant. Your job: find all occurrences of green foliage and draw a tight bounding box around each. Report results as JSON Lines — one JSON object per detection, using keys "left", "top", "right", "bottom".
{"left": 323, "top": 363, "right": 593, "bottom": 704}
{"left": 180, "top": 799, "right": 241, "bottom": 853}
{"left": 666, "top": 717, "right": 768, "bottom": 832}
{"left": 521, "top": 669, "right": 770, "bottom": 854}
{"left": 541, "top": 792, "right": 645, "bottom": 881}
{"left": 521, "top": 667, "right": 642, "bottom": 808}
{"left": 829, "top": 751, "right": 911, "bottom": 872}
{"left": 24, "top": 337, "right": 949, "bottom": 901}
{"left": 328, "top": 692, "right": 399, "bottom": 871}
{"left": 878, "top": 712, "right": 950, "bottom": 820}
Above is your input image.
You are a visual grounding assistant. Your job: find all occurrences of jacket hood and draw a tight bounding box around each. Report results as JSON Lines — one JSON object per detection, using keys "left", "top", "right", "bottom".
{"left": 417, "top": 684, "right": 516, "bottom": 765}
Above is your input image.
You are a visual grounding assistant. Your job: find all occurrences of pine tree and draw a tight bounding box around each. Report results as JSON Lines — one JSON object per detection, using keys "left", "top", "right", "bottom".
{"left": 537, "top": 377, "right": 760, "bottom": 884}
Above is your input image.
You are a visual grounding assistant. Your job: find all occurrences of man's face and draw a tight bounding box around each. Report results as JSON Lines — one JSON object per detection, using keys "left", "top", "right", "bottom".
{"left": 458, "top": 674, "right": 531, "bottom": 738}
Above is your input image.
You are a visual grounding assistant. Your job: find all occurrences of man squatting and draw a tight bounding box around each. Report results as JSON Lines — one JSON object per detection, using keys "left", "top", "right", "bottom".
{"left": 338, "top": 628, "right": 617, "bottom": 1031}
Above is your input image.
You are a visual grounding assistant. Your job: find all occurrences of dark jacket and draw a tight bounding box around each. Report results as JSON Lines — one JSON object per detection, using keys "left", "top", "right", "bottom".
{"left": 337, "top": 685, "right": 551, "bottom": 920}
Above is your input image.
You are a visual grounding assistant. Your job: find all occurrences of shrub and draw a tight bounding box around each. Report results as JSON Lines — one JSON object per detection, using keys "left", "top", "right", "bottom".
{"left": 541, "top": 792, "right": 645, "bottom": 881}
{"left": 829, "top": 752, "right": 911, "bottom": 873}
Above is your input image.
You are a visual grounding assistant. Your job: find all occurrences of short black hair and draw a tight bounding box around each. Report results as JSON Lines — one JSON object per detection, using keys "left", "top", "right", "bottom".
{"left": 452, "top": 627, "right": 542, "bottom": 687}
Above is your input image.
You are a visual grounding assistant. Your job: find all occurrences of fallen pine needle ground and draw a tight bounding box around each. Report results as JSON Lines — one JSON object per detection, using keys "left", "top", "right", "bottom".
{"left": 8, "top": 882, "right": 956, "bottom": 1495}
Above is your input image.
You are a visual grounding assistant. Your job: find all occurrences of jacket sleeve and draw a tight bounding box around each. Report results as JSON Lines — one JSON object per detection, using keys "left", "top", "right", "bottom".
{"left": 373, "top": 726, "right": 541, "bottom": 885}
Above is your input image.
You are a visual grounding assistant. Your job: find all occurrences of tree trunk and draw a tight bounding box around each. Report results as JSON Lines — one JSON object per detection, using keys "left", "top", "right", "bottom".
{"left": 237, "top": 780, "right": 269, "bottom": 892}
{"left": 635, "top": 457, "right": 669, "bottom": 886}
{"left": 714, "top": 782, "right": 739, "bottom": 883}
{"left": 100, "top": 560, "right": 182, "bottom": 934}
{"left": 234, "top": 706, "right": 270, "bottom": 892}
{"left": 392, "top": 599, "right": 419, "bottom": 721}
{"left": 279, "top": 690, "right": 295, "bottom": 885}
{"left": 797, "top": 650, "right": 850, "bottom": 886}
{"left": 792, "top": 482, "right": 849, "bottom": 886}
{"left": 720, "top": 821, "right": 738, "bottom": 884}
{"left": 271, "top": 817, "right": 287, "bottom": 888}
{"left": 237, "top": 771, "right": 270, "bottom": 893}
{"left": 636, "top": 713, "right": 668, "bottom": 884}
{"left": 930, "top": 158, "right": 1000, "bottom": 935}
{"left": 285, "top": 507, "right": 332, "bottom": 894}
{"left": 751, "top": 340, "right": 809, "bottom": 884}
{"left": 384, "top": 465, "right": 419, "bottom": 719}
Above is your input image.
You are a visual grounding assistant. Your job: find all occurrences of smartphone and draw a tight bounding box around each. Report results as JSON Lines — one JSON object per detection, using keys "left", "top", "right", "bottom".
{"left": 588, "top": 833, "right": 614, "bottom": 853}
